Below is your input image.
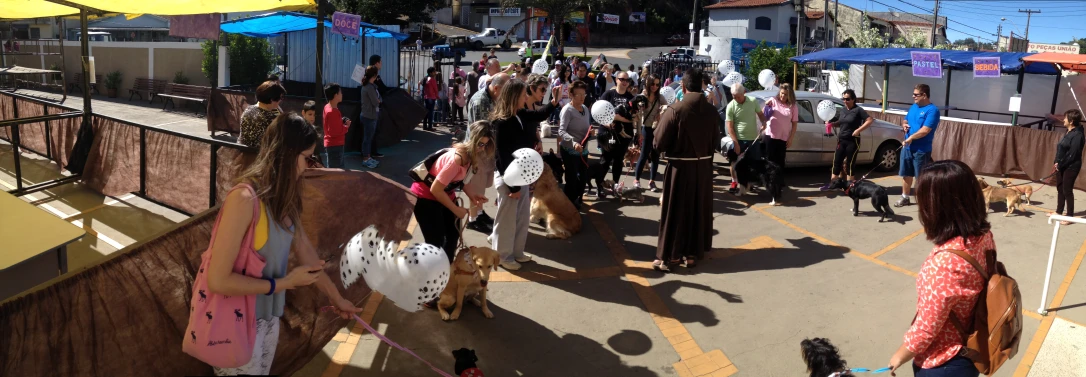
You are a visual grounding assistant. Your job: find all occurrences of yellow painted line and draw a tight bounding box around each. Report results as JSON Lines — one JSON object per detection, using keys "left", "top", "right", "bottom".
{"left": 321, "top": 218, "right": 416, "bottom": 377}
{"left": 1023, "top": 310, "right": 1044, "bottom": 321}
{"left": 585, "top": 205, "right": 737, "bottom": 376}
{"left": 704, "top": 236, "right": 784, "bottom": 261}
{"left": 870, "top": 228, "right": 924, "bottom": 259}
{"left": 1012, "top": 238, "right": 1086, "bottom": 377}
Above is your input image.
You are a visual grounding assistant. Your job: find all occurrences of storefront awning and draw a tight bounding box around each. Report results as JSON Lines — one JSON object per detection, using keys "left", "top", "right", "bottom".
{"left": 0, "top": 0, "right": 315, "bottom": 20}
{"left": 1022, "top": 52, "right": 1086, "bottom": 74}
{"left": 791, "top": 47, "right": 1059, "bottom": 75}
{"left": 220, "top": 12, "right": 408, "bottom": 40}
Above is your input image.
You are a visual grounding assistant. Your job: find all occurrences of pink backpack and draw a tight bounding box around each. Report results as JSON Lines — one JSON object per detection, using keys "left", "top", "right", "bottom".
{"left": 183, "top": 184, "right": 268, "bottom": 368}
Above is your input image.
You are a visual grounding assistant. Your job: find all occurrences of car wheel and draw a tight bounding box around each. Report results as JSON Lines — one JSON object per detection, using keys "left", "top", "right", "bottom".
{"left": 874, "top": 142, "right": 901, "bottom": 172}
{"left": 473, "top": 41, "right": 484, "bottom": 50}
{"left": 501, "top": 40, "right": 511, "bottom": 49}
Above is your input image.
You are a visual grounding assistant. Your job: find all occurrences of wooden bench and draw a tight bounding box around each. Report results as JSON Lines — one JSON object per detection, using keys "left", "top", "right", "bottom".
{"left": 16, "top": 78, "right": 64, "bottom": 92}
{"left": 68, "top": 72, "right": 101, "bottom": 95}
{"left": 159, "top": 83, "right": 211, "bottom": 116}
{"left": 128, "top": 78, "right": 166, "bottom": 103}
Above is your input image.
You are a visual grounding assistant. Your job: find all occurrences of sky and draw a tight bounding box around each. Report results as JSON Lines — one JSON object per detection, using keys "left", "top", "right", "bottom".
{"left": 832, "top": 0, "right": 1086, "bottom": 45}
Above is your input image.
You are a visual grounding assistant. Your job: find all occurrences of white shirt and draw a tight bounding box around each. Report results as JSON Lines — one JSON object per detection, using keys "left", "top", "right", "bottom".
{"left": 478, "top": 73, "right": 493, "bottom": 92}
{"left": 627, "top": 70, "right": 640, "bottom": 86}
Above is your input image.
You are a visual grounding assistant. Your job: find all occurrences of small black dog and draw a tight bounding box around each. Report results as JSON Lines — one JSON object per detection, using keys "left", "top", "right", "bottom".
{"left": 452, "top": 348, "right": 482, "bottom": 376}
{"left": 543, "top": 148, "right": 565, "bottom": 184}
{"left": 801, "top": 338, "right": 854, "bottom": 377}
{"left": 732, "top": 157, "right": 784, "bottom": 205}
{"left": 827, "top": 177, "right": 894, "bottom": 222}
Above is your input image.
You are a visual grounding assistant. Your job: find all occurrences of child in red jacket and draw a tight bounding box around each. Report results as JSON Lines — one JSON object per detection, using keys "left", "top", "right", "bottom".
{"left": 322, "top": 83, "right": 352, "bottom": 169}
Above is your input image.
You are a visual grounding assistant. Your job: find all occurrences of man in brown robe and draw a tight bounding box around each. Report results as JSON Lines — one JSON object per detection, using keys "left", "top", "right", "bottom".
{"left": 653, "top": 68, "right": 720, "bottom": 270}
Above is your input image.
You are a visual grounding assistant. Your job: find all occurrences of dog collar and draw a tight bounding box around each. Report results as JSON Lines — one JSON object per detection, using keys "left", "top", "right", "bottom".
{"left": 453, "top": 248, "right": 477, "bottom": 276}
{"left": 460, "top": 367, "right": 484, "bottom": 377}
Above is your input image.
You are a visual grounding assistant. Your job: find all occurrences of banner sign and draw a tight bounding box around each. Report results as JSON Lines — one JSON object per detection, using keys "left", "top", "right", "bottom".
{"left": 911, "top": 51, "right": 942, "bottom": 78}
{"left": 602, "top": 13, "right": 620, "bottom": 24}
{"left": 973, "top": 57, "right": 1000, "bottom": 78}
{"left": 1027, "top": 42, "right": 1079, "bottom": 54}
{"left": 331, "top": 11, "right": 361, "bottom": 37}
{"left": 489, "top": 8, "right": 521, "bottom": 17}
{"left": 629, "top": 12, "right": 646, "bottom": 22}
{"left": 569, "top": 11, "right": 585, "bottom": 23}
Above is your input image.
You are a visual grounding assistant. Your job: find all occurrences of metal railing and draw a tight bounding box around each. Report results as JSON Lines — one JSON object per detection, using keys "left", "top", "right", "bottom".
{"left": 1038, "top": 214, "right": 1086, "bottom": 315}
{"left": 862, "top": 98, "right": 1045, "bottom": 125}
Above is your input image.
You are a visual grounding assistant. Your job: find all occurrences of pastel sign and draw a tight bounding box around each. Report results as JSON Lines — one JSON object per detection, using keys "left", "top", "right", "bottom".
{"left": 332, "top": 11, "right": 361, "bottom": 37}
{"left": 973, "top": 57, "right": 1000, "bottom": 78}
{"left": 911, "top": 51, "right": 942, "bottom": 78}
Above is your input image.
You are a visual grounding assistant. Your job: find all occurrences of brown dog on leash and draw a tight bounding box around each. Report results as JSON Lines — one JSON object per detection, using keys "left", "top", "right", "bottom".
{"left": 978, "top": 178, "right": 1023, "bottom": 217}
{"left": 995, "top": 178, "right": 1035, "bottom": 205}
{"left": 437, "top": 246, "right": 500, "bottom": 321}
{"left": 530, "top": 164, "right": 583, "bottom": 239}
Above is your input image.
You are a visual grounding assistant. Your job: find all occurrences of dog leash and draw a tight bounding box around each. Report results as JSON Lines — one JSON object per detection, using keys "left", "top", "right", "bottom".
{"left": 321, "top": 307, "right": 456, "bottom": 377}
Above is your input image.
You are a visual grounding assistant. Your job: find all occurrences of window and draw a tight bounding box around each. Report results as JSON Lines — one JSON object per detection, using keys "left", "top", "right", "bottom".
{"left": 797, "top": 100, "right": 816, "bottom": 123}
{"left": 755, "top": 17, "right": 772, "bottom": 31}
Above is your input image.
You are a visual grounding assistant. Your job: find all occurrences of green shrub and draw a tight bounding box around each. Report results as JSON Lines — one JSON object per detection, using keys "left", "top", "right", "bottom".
{"left": 173, "top": 71, "right": 190, "bottom": 84}
{"left": 742, "top": 42, "right": 804, "bottom": 91}
{"left": 201, "top": 33, "right": 278, "bottom": 86}
{"left": 104, "top": 71, "right": 122, "bottom": 90}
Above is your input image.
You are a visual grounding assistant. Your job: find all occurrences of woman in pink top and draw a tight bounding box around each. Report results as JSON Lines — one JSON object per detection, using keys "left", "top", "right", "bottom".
{"left": 449, "top": 77, "right": 467, "bottom": 125}
{"left": 762, "top": 83, "right": 798, "bottom": 171}
{"left": 887, "top": 160, "right": 989, "bottom": 377}
{"left": 411, "top": 121, "right": 496, "bottom": 263}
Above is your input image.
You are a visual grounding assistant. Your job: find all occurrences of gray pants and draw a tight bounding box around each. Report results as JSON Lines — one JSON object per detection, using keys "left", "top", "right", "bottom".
{"left": 490, "top": 173, "right": 531, "bottom": 263}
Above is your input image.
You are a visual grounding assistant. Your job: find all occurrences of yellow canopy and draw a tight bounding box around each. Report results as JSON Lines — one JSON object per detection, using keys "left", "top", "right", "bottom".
{"left": 0, "top": 0, "right": 315, "bottom": 20}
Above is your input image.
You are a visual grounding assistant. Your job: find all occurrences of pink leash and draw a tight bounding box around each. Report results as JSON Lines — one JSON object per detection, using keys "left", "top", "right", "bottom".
{"left": 322, "top": 306, "right": 456, "bottom": 377}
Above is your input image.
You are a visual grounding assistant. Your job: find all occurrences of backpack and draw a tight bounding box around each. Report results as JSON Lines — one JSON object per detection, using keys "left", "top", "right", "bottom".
{"left": 942, "top": 249, "right": 1023, "bottom": 375}
{"left": 409, "top": 148, "right": 470, "bottom": 192}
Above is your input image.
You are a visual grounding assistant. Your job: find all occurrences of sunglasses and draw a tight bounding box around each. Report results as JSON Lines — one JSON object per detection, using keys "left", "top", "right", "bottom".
{"left": 306, "top": 155, "right": 323, "bottom": 168}
{"left": 842, "top": 97, "right": 854, "bottom": 101}
{"left": 618, "top": 78, "right": 631, "bottom": 82}
{"left": 912, "top": 92, "right": 923, "bottom": 97}
{"left": 478, "top": 141, "right": 491, "bottom": 148}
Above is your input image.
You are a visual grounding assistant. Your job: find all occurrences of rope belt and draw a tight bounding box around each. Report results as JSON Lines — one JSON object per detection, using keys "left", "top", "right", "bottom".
{"left": 664, "top": 156, "right": 713, "bottom": 161}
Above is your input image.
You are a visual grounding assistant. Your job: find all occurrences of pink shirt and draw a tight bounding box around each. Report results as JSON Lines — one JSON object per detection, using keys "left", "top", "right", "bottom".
{"left": 764, "top": 97, "right": 798, "bottom": 141}
{"left": 410, "top": 150, "right": 469, "bottom": 201}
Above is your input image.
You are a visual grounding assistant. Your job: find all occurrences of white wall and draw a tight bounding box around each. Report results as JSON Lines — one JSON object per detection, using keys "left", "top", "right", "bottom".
{"left": 432, "top": 8, "right": 454, "bottom": 25}
{"left": 705, "top": 5, "right": 794, "bottom": 45}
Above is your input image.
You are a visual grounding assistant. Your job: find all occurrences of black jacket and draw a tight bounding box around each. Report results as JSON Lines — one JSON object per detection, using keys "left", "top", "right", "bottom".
{"left": 1055, "top": 126, "right": 1085, "bottom": 172}
{"left": 494, "top": 103, "right": 556, "bottom": 192}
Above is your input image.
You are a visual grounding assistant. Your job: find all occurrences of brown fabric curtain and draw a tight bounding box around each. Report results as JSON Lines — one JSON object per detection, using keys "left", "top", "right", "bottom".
{"left": 0, "top": 170, "right": 416, "bottom": 377}
{"left": 868, "top": 110, "right": 1085, "bottom": 190}
{"left": 14, "top": 100, "right": 46, "bottom": 155}
{"left": 145, "top": 132, "right": 213, "bottom": 214}
{"left": 81, "top": 116, "right": 141, "bottom": 197}
{"left": 207, "top": 89, "right": 254, "bottom": 135}
{"left": 0, "top": 96, "right": 82, "bottom": 170}
{"left": 46, "top": 108, "right": 82, "bottom": 169}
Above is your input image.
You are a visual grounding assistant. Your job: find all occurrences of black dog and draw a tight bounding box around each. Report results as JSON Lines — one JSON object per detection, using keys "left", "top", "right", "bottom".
{"left": 452, "top": 348, "right": 482, "bottom": 376}
{"left": 827, "top": 178, "right": 894, "bottom": 222}
{"left": 732, "top": 157, "right": 784, "bottom": 205}
{"left": 543, "top": 148, "right": 564, "bottom": 184}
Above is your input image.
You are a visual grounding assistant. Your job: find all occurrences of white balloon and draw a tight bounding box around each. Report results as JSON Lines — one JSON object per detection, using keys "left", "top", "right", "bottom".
{"left": 764, "top": 84, "right": 779, "bottom": 93}
{"left": 717, "top": 60, "right": 735, "bottom": 75}
{"left": 659, "top": 86, "right": 677, "bottom": 104}
{"left": 723, "top": 72, "right": 744, "bottom": 87}
{"left": 341, "top": 226, "right": 450, "bottom": 312}
{"left": 758, "top": 69, "right": 776, "bottom": 89}
{"left": 817, "top": 100, "right": 837, "bottom": 122}
{"left": 532, "top": 58, "right": 549, "bottom": 75}
{"left": 503, "top": 148, "right": 545, "bottom": 186}
{"left": 591, "top": 100, "right": 616, "bottom": 126}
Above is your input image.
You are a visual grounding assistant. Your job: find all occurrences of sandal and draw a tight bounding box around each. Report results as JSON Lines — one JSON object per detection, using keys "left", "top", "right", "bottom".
{"left": 1061, "top": 221, "right": 1073, "bottom": 226}
{"left": 652, "top": 259, "right": 671, "bottom": 272}
{"left": 1047, "top": 212, "right": 1056, "bottom": 217}
{"left": 683, "top": 256, "right": 697, "bottom": 268}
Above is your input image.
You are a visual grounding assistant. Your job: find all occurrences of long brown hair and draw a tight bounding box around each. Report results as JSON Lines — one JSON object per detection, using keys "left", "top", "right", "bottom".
{"left": 237, "top": 112, "right": 318, "bottom": 228}
{"left": 490, "top": 80, "right": 526, "bottom": 122}
{"left": 778, "top": 83, "right": 796, "bottom": 106}
{"left": 916, "top": 160, "right": 990, "bottom": 246}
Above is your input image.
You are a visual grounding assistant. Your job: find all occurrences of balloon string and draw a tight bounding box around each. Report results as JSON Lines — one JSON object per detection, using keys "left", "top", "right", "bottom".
{"left": 320, "top": 307, "right": 456, "bottom": 377}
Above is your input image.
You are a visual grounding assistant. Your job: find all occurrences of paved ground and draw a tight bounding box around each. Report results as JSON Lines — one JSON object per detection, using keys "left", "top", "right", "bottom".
{"left": 6, "top": 90, "right": 1085, "bottom": 377}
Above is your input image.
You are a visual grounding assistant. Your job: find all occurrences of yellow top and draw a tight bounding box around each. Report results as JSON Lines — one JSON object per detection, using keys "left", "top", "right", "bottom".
{"left": 0, "top": 191, "right": 84, "bottom": 270}
{"left": 254, "top": 201, "right": 268, "bottom": 250}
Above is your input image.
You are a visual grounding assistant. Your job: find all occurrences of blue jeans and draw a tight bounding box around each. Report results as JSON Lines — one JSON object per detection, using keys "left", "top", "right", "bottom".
{"left": 423, "top": 99, "right": 436, "bottom": 129}
{"left": 899, "top": 148, "right": 932, "bottom": 177}
{"left": 913, "top": 356, "right": 979, "bottom": 377}
{"left": 323, "top": 145, "right": 344, "bottom": 169}
{"left": 634, "top": 126, "right": 659, "bottom": 182}
{"left": 360, "top": 117, "right": 378, "bottom": 158}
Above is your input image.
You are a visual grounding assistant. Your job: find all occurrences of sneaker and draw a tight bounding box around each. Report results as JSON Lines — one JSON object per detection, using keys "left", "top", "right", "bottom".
{"left": 477, "top": 211, "right": 495, "bottom": 226}
{"left": 515, "top": 254, "right": 533, "bottom": 263}
{"left": 649, "top": 181, "right": 659, "bottom": 192}
{"left": 500, "top": 261, "right": 522, "bottom": 271}
{"left": 819, "top": 183, "right": 832, "bottom": 191}
{"left": 372, "top": 152, "right": 385, "bottom": 158}
{"left": 894, "top": 196, "right": 911, "bottom": 208}
{"left": 466, "top": 219, "right": 492, "bottom": 234}
{"left": 362, "top": 159, "right": 379, "bottom": 169}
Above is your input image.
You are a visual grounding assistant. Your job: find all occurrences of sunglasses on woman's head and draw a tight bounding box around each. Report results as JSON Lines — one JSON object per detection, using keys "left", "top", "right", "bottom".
{"left": 478, "top": 141, "right": 491, "bottom": 148}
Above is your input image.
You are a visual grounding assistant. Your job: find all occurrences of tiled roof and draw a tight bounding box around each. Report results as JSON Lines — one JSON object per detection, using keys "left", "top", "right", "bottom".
{"left": 704, "top": 0, "right": 790, "bottom": 10}
{"left": 806, "top": 10, "right": 824, "bottom": 19}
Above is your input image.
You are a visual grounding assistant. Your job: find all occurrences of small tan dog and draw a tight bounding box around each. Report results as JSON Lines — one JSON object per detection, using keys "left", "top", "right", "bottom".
{"left": 995, "top": 178, "right": 1035, "bottom": 205}
{"left": 978, "top": 178, "right": 1023, "bottom": 217}
{"left": 530, "top": 164, "right": 583, "bottom": 239}
{"left": 437, "top": 246, "right": 500, "bottom": 321}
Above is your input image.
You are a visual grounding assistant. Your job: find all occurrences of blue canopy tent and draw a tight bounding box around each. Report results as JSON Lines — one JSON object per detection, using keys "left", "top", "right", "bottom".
{"left": 791, "top": 48, "right": 1058, "bottom": 125}
{"left": 220, "top": 11, "right": 408, "bottom": 40}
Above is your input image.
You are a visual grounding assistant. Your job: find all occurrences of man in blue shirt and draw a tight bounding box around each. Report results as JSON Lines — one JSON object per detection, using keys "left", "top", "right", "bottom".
{"left": 895, "top": 84, "right": 940, "bottom": 207}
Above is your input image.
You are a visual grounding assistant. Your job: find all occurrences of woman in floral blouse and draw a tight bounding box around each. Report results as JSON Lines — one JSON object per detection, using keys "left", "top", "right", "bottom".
{"left": 238, "top": 81, "right": 286, "bottom": 148}
{"left": 887, "top": 160, "right": 990, "bottom": 377}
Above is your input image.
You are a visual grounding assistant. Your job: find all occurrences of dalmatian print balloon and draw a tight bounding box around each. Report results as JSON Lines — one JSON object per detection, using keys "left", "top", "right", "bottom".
{"left": 502, "top": 148, "right": 545, "bottom": 187}
{"left": 758, "top": 69, "right": 776, "bottom": 89}
{"left": 532, "top": 58, "right": 550, "bottom": 75}
{"left": 723, "top": 72, "right": 744, "bottom": 87}
{"left": 659, "top": 86, "right": 677, "bottom": 105}
{"left": 817, "top": 100, "right": 837, "bottom": 122}
{"left": 591, "top": 100, "right": 616, "bottom": 126}
{"left": 340, "top": 225, "right": 450, "bottom": 312}
{"left": 717, "top": 60, "right": 735, "bottom": 75}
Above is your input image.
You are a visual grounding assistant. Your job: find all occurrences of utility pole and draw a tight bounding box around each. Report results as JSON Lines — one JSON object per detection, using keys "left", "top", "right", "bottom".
{"left": 833, "top": 0, "right": 839, "bottom": 47}
{"left": 823, "top": 0, "right": 829, "bottom": 49}
{"left": 930, "top": 0, "right": 940, "bottom": 48}
{"left": 996, "top": 23, "right": 1002, "bottom": 50}
{"left": 795, "top": 0, "right": 805, "bottom": 57}
{"left": 1019, "top": 9, "right": 1039, "bottom": 43}
{"left": 690, "top": 0, "right": 698, "bottom": 48}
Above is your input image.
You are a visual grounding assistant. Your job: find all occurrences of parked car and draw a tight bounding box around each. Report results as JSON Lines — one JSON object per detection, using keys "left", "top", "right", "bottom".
{"left": 518, "top": 40, "right": 559, "bottom": 63}
{"left": 720, "top": 91, "right": 903, "bottom": 172}
{"left": 469, "top": 28, "right": 517, "bottom": 50}
{"left": 666, "top": 47, "right": 711, "bottom": 62}
{"left": 665, "top": 34, "right": 690, "bottom": 46}
{"left": 432, "top": 35, "right": 469, "bottom": 61}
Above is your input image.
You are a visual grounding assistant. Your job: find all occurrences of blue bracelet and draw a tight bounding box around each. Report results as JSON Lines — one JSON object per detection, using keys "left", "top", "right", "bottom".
{"left": 265, "top": 278, "right": 275, "bottom": 296}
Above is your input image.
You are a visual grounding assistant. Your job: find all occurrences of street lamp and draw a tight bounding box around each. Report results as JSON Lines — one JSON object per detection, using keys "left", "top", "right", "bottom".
{"left": 794, "top": 0, "right": 805, "bottom": 56}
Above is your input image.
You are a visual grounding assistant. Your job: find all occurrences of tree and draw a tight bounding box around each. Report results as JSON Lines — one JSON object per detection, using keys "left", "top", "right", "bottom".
{"left": 1069, "top": 37, "right": 1086, "bottom": 54}
{"left": 501, "top": 0, "right": 610, "bottom": 48}
{"left": 952, "top": 37, "right": 976, "bottom": 46}
{"left": 851, "top": 15, "right": 889, "bottom": 49}
{"left": 742, "top": 42, "right": 804, "bottom": 91}
{"left": 894, "top": 29, "right": 927, "bottom": 48}
{"left": 201, "top": 33, "right": 278, "bottom": 86}
{"left": 330, "top": 0, "right": 444, "bottom": 25}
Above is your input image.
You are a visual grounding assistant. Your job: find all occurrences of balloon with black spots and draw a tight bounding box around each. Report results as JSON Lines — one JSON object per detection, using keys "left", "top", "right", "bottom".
{"left": 503, "top": 148, "right": 544, "bottom": 186}
{"left": 340, "top": 225, "right": 450, "bottom": 312}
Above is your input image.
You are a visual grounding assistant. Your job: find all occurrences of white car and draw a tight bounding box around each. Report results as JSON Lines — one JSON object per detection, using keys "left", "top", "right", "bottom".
{"left": 469, "top": 28, "right": 517, "bottom": 50}
{"left": 720, "top": 91, "right": 903, "bottom": 172}
{"left": 517, "top": 40, "right": 548, "bottom": 58}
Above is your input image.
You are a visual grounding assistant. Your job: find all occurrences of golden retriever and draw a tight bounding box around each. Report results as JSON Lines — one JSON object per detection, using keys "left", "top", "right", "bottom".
{"left": 996, "top": 178, "right": 1035, "bottom": 205}
{"left": 437, "top": 246, "right": 500, "bottom": 321}
{"left": 530, "top": 164, "right": 583, "bottom": 239}
{"left": 979, "top": 178, "right": 1023, "bottom": 217}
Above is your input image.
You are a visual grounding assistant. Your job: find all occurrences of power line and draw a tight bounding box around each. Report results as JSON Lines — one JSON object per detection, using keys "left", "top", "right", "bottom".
{"left": 868, "top": 0, "right": 994, "bottom": 42}
{"left": 885, "top": 0, "right": 996, "bottom": 37}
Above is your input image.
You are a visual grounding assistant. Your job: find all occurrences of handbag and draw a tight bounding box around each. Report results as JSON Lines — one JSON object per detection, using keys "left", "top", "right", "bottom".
{"left": 409, "top": 148, "right": 469, "bottom": 192}
{"left": 182, "top": 183, "right": 267, "bottom": 368}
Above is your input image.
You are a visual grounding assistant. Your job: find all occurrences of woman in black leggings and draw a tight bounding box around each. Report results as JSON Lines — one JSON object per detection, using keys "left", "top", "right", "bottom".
{"left": 820, "top": 89, "right": 874, "bottom": 190}
{"left": 1049, "top": 109, "right": 1085, "bottom": 225}
{"left": 634, "top": 75, "right": 664, "bottom": 192}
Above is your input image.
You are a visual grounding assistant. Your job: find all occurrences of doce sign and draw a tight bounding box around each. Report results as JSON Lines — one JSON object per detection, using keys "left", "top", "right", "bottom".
{"left": 332, "top": 11, "right": 361, "bottom": 36}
